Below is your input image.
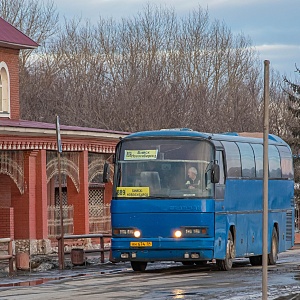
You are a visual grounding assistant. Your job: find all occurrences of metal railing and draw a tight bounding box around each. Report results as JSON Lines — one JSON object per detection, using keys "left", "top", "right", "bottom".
{"left": 0, "top": 238, "right": 13, "bottom": 276}
{"left": 56, "top": 233, "right": 111, "bottom": 265}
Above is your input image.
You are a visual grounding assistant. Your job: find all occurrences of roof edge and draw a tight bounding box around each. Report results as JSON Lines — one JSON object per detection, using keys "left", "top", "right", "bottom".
{"left": 0, "top": 40, "right": 38, "bottom": 50}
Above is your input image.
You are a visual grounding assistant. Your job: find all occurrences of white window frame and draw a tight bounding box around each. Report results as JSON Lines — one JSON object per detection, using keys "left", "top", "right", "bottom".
{"left": 0, "top": 61, "right": 10, "bottom": 117}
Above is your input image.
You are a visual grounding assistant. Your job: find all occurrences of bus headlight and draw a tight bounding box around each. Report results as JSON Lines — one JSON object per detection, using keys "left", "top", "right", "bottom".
{"left": 174, "top": 230, "right": 182, "bottom": 238}
{"left": 134, "top": 230, "right": 141, "bottom": 238}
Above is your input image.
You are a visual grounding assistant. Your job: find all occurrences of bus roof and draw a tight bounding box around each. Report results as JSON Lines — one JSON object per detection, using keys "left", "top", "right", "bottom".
{"left": 122, "top": 129, "right": 288, "bottom": 146}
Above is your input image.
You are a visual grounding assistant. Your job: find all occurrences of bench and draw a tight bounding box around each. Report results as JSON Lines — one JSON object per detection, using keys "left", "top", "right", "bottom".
{"left": 0, "top": 238, "right": 13, "bottom": 276}
{"left": 56, "top": 233, "right": 111, "bottom": 269}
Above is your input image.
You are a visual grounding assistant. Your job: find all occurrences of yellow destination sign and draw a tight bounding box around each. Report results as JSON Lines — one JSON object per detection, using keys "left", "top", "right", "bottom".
{"left": 124, "top": 150, "right": 158, "bottom": 160}
{"left": 130, "top": 242, "right": 152, "bottom": 247}
{"left": 116, "top": 187, "right": 150, "bottom": 197}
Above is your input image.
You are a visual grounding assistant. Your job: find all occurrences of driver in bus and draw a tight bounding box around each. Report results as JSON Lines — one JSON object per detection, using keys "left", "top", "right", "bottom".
{"left": 185, "top": 167, "right": 200, "bottom": 189}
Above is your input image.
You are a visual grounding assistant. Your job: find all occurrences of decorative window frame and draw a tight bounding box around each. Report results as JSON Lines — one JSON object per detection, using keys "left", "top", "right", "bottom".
{"left": 0, "top": 61, "right": 10, "bottom": 117}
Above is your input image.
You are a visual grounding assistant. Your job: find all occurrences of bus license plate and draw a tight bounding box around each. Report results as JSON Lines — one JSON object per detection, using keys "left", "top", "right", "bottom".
{"left": 130, "top": 242, "right": 152, "bottom": 247}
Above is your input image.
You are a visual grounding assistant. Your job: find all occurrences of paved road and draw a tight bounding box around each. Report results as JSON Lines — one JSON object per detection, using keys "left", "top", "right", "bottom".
{"left": 0, "top": 248, "right": 300, "bottom": 299}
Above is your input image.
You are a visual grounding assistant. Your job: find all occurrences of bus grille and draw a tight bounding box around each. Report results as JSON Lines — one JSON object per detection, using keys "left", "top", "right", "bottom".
{"left": 286, "top": 210, "right": 293, "bottom": 241}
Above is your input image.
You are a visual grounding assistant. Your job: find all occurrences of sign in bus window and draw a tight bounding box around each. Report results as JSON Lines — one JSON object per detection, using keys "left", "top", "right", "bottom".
{"left": 116, "top": 187, "right": 150, "bottom": 197}
{"left": 124, "top": 150, "right": 158, "bottom": 160}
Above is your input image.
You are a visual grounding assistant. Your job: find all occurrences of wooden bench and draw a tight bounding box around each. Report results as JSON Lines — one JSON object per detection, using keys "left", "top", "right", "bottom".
{"left": 56, "top": 234, "right": 111, "bottom": 269}
{"left": 0, "top": 238, "right": 13, "bottom": 276}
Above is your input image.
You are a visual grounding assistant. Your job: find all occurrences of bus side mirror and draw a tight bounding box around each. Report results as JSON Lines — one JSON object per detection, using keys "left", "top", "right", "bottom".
{"left": 211, "top": 163, "right": 220, "bottom": 183}
{"left": 103, "top": 162, "right": 110, "bottom": 183}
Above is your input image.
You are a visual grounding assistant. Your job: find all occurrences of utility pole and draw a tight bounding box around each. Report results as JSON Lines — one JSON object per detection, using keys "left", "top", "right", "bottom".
{"left": 262, "top": 60, "right": 270, "bottom": 300}
{"left": 56, "top": 115, "right": 64, "bottom": 270}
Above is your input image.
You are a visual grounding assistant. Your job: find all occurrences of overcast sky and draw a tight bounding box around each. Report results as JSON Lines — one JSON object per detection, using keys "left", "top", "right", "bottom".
{"left": 52, "top": 0, "right": 300, "bottom": 78}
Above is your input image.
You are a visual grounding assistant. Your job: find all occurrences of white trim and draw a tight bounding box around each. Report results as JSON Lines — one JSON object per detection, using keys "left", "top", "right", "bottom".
{"left": 0, "top": 126, "right": 127, "bottom": 139}
{"left": 0, "top": 61, "right": 10, "bottom": 118}
{"left": 0, "top": 41, "right": 38, "bottom": 50}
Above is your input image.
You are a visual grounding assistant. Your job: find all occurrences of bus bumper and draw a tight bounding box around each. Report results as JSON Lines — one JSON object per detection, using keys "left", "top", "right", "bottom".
{"left": 111, "top": 238, "right": 214, "bottom": 262}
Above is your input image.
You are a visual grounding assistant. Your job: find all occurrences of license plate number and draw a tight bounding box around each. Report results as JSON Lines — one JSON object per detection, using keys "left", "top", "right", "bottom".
{"left": 130, "top": 242, "right": 152, "bottom": 247}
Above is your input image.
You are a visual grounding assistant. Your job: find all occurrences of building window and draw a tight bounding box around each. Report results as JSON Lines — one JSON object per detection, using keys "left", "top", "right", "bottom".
{"left": 0, "top": 61, "right": 10, "bottom": 116}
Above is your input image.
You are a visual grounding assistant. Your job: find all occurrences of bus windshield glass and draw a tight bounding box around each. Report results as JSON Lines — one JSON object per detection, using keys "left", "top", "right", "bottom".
{"left": 114, "top": 138, "right": 214, "bottom": 198}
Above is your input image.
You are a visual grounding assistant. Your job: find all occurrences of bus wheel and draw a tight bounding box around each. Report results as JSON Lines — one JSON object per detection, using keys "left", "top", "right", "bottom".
{"left": 216, "top": 231, "right": 235, "bottom": 271}
{"left": 249, "top": 255, "right": 262, "bottom": 266}
{"left": 268, "top": 227, "right": 278, "bottom": 265}
{"left": 131, "top": 261, "right": 148, "bottom": 272}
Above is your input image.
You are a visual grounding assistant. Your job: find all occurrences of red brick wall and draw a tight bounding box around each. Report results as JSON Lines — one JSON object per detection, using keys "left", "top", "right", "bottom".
{"left": 11, "top": 151, "right": 37, "bottom": 239}
{"left": 0, "top": 174, "right": 12, "bottom": 206}
{"left": 35, "top": 150, "right": 48, "bottom": 239}
{"left": 0, "top": 46, "right": 20, "bottom": 119}
{"left": 68, "top": 150, "right": 89, "bottom": 234}
{"left": 0, "top": 207, "right": 14, "bottom": 239}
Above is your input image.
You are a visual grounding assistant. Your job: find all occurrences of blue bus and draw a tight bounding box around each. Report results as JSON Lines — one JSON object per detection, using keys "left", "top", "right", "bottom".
{"left": 104, "top": 129, "right": 294, "bottom": 271}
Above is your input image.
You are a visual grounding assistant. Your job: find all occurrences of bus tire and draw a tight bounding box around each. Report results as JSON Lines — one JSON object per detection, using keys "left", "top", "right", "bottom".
{"left": 268, "top": 227, "right": 278, "bottom": 265}
{"left": 216, "top": 231, "right": 235, "bottom": 271}
{"left": 131, "top": 261, "right": 147, "bottom": 272}
{"left": 249, "top": 255, "right": 262, "bottom": 266}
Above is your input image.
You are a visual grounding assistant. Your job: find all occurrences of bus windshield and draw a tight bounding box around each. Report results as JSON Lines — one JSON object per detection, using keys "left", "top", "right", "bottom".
{"left": 114, "top": 138, "right": 214, "bottom": 198}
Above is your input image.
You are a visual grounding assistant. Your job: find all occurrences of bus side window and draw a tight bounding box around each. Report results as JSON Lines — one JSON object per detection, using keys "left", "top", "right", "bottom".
{"left": 269, "top": 145, "right": 282, "bottom": 178}
{"left": 217, "top": 151, "right": 225, "bottom": 184}
{"left": 277, "top": 146, "right": 294, "bottom": 179}
{"left": 222, "top": 141, "right": 242, "bottom": 178}
{"left": 251, "top": 143, "right": 263, "bottom": 178}
{"left": 237, "top": 142, "right": 255, "bottom": 178}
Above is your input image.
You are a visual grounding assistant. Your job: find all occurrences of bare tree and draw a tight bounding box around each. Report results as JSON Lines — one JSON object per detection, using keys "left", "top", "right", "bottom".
{"left": 268, "top": 70, "right": 292, "bottom": 138}
{"left": 0, "top": 0, "right": 59, "bottom": 67}
{"left": 15, "top": 3, "right": 279, "bottom": 136}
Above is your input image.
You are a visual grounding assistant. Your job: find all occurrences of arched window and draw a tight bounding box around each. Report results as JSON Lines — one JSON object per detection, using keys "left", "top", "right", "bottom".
{"left": 0, "top": 62, "right": 10, "bottom": 116}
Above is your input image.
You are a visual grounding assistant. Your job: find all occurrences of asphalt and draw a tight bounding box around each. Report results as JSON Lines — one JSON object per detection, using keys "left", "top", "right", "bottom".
{"left": 0, "top": 253, "right": 131, "bottom": 288}
{"left": 1, "top": 244, "right": 300, "bottom": 288}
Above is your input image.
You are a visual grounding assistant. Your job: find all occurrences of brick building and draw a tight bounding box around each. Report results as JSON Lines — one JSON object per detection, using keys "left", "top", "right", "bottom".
{"left": 0, "top": 17, "right": 127, "bottom": 254}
